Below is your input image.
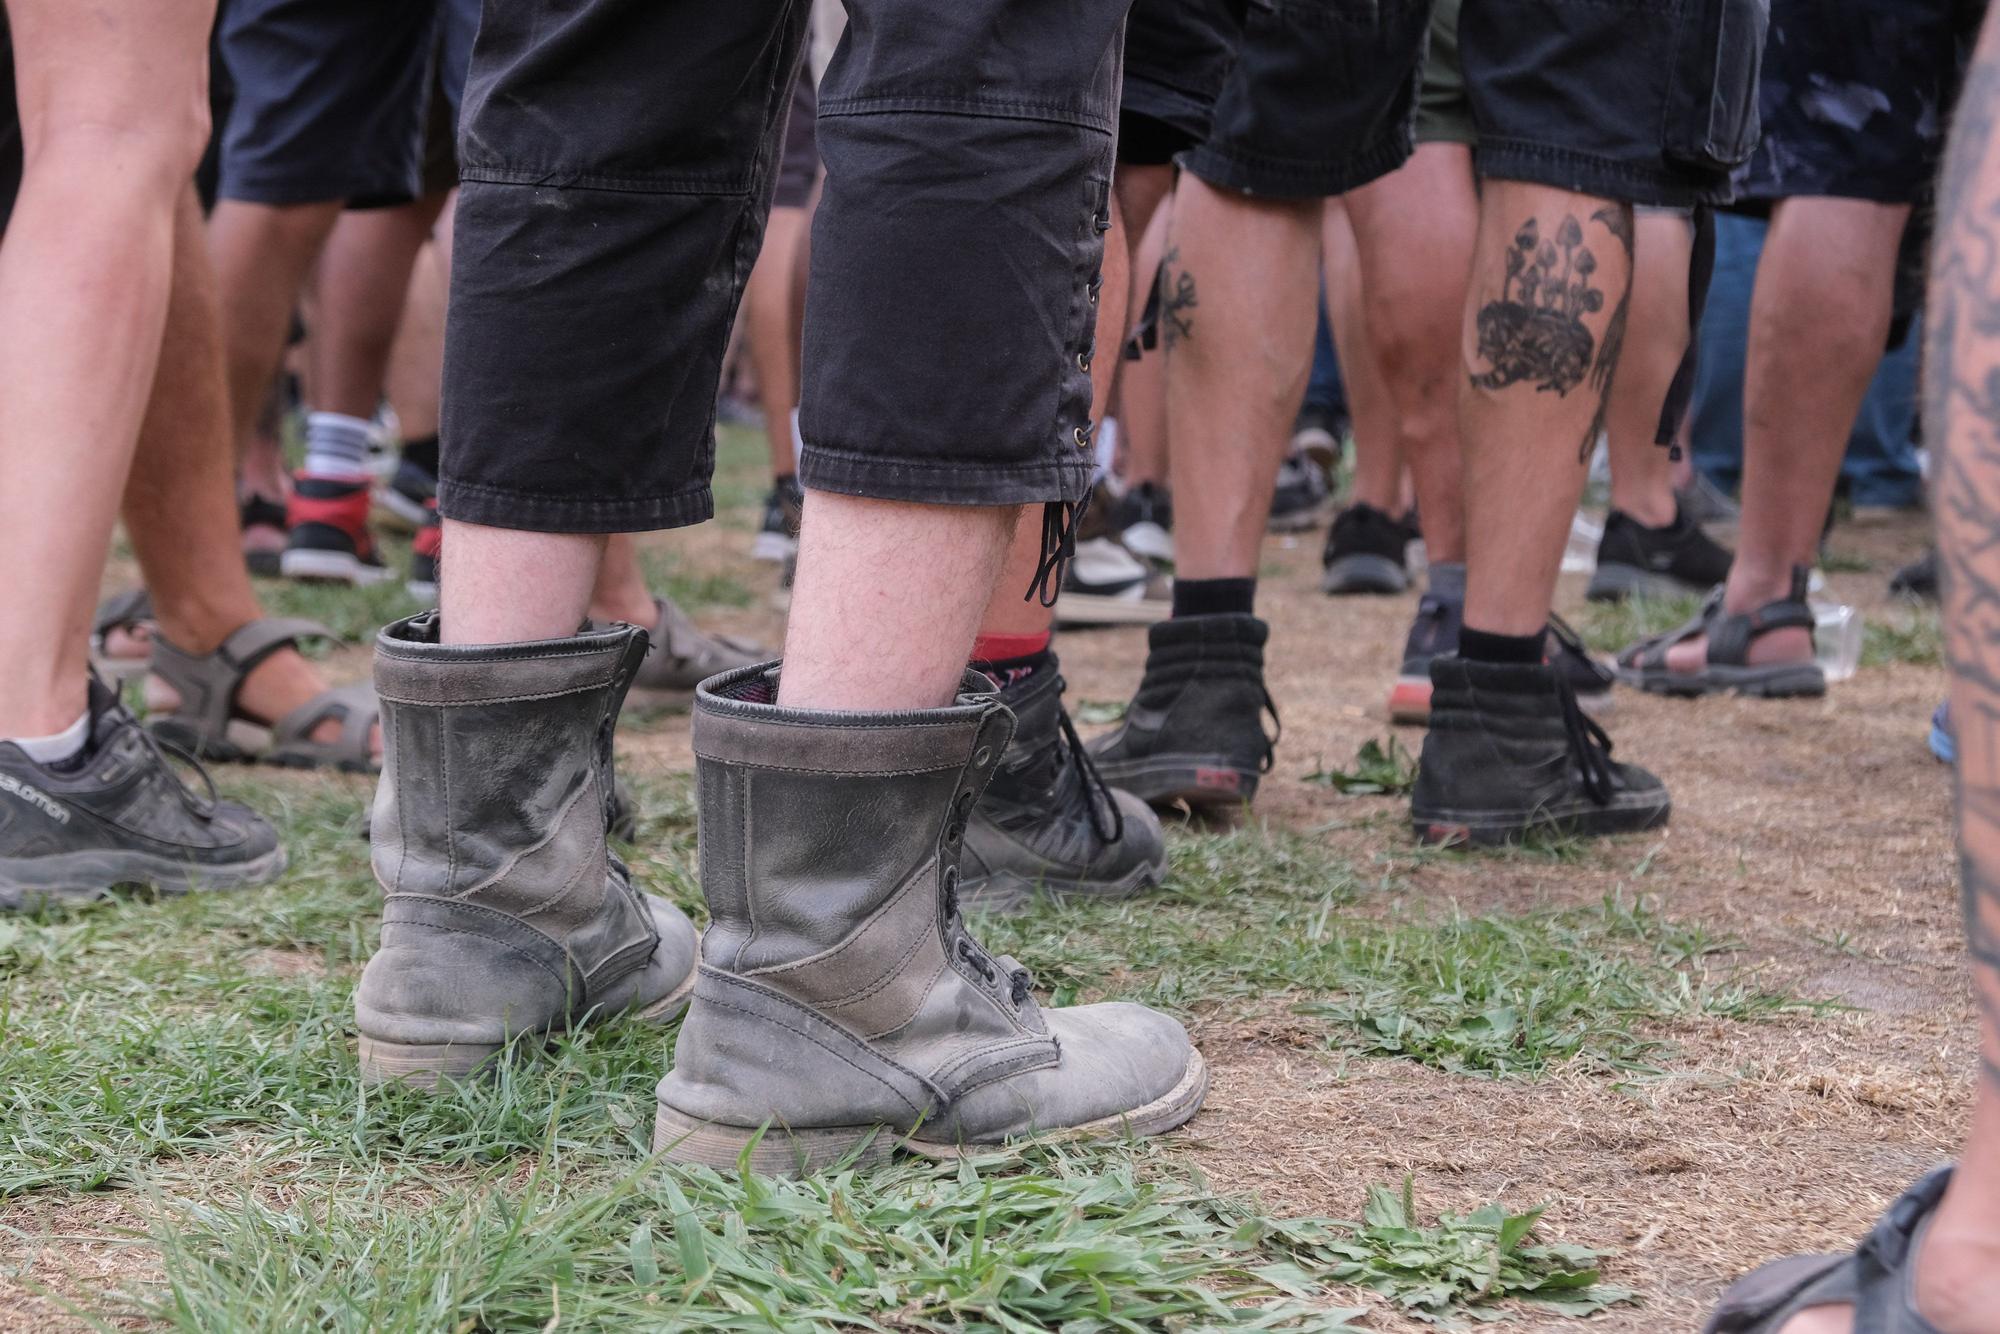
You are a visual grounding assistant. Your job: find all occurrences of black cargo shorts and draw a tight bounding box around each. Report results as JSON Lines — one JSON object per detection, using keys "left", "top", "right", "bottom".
{"left": 439, "top": 0, "right": 1127, "bottom": 534}
{"left": 1185, "top": 0, "right": 1770, "bottom": 207}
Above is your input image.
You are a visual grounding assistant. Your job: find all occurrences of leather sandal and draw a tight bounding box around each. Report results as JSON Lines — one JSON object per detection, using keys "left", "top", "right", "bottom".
{"left": 1615, "top": 565, "right": 1825, "bottom": 698}
{"left": 1705, "top": 1165, "right": 1952, "bottom": 1333}
{"left": 90, "top": 588, "right": 156, "bottom": 686}
{"left": 147, "top": 619, "right": 380, "bottom": 773}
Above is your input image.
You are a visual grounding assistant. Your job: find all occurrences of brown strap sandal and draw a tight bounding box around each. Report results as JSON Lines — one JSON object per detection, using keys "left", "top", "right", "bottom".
{"left": 146, "top": 618, "right": 380, "bottom": 773}
{"left": 1614, "top": 565, "right": 1826, "bottom": 699}
{"left": 1705, "top": 1165, "right": 1951, "bottom": 1332}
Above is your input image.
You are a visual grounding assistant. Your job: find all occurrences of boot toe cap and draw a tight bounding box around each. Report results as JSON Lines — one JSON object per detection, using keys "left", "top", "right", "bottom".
{"left": 944, "top": 1001, "right": 1204, "bottom": 1143}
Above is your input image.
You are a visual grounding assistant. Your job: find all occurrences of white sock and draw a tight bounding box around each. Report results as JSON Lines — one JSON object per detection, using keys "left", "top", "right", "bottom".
{"left": 302, "top": 411, "right": 375, "bottom": 479}
{"left": 10, "top": 709, "right": 89, "bottom": 766}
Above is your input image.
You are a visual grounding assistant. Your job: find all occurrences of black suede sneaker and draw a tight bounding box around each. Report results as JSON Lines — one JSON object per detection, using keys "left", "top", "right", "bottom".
{"left": 0, "top": 680, "right": 286, "bottom": 909}
{"left": 1268, "top": 450, "right": 1335, "bottom": 533}
{"left": 1088, "top": 614, "right": 1277, "bottom": 811}
{"left": 1410, "top": 658, "right": 1668, "bottom": 847}
{"left": 1388, "top": 595, "right": 1462, "bottom": 724}
{"left": 1586, "top": 503, "right": 1733, "bottom": 602}
{"left": 1324, "top": 502, "right": 1413, "bottom": 595}
{"left": 960, "top": 661, "right": 1167, "bottom": 912}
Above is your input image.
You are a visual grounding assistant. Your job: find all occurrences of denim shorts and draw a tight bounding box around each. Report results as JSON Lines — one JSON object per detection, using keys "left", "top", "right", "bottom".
{"left": 439, "top": 0, "right": 1126, "bottom": 533}
{"left": 1733, "top": 0, "right": 1970, "bottom": 205}
{"left": 215, "top": 0, "right": 480, "bottom": 207}
{"left": 1184, "top": 0, "right": 1769, "bottom": 207}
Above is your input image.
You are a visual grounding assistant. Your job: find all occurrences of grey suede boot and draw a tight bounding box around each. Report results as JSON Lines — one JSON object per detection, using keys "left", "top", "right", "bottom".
{"left": 654, "top": 664, "right": 1207, "bottom": 1173}
{"left": 356, "top": 614, "right": 700, "bottom": 1087}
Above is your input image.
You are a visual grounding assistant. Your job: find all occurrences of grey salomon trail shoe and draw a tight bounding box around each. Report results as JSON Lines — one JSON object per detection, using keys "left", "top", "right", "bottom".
{"left": 1087, "top": 614, "right": 1277, "bottom": 811}
{"left": 959, "top": 659, "right": 1166, "bottom": 912}
{"left": 356, "top": 615, "right": 699, "bottom": 1087}
{"left": 654, "top": 665, "right": 1207, "bottom": 1174}
{"left": 0, "top": 678, "right": 285, "bottom": 910}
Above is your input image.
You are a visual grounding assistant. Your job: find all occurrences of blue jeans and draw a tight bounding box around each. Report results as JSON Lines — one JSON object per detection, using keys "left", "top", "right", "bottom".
{"left": 1689, "top": 213, "right": 1923, "bottom": 508}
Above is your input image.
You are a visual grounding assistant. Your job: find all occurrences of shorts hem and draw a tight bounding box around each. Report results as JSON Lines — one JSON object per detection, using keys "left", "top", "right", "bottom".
{"left": 437, "top": 478, "right": 715, "bottom": 534}
{"left": 1181, "top": 133, "right": 1412, "bottom": 199}
{"left": 1475, "top": 138, "right": 1724, "bottom": 209}
{"left": 799, "top": 444, "right": 1092, "bottom": 507}
{"left": 216, "top": 175, "right": 401, "bottom": 207}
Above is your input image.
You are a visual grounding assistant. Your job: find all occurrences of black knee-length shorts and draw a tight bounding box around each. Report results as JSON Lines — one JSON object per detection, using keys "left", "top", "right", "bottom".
{"left": 438, "top": 0, "right": 1124, "bottom": 534}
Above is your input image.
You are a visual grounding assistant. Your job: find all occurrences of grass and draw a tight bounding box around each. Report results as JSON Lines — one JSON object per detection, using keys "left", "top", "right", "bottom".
{"left": 0, "top": 682, "right": 1811, "bottom": 1327}
{"left": 1574, "top": 594, "right": 1704, "bottom": 657}
{"left": 1863, "top": 606, "right": 1943, "bottom": 668}
{"left": 1304, "top": 737, "right": 1420, "bottom": 796}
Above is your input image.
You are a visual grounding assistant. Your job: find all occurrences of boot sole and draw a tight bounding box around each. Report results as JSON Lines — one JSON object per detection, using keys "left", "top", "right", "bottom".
{"left": 1412, "top": 794, "right": 1670, "bottom": 847}
{"left": 1091, "top": 754, "right": 1259, "bottom": 811}
{"left": 958, "top": 848, "right": 1168, "bottom": 914}
{"left": 0, "top": 844, "right": 288, "bottom": 911}
{"left": 1585, "top": 563, "right": 1708, "bottom": 603}
{"left": 1321, "top": 554, "right": 1407, "bottom": 596}
{"left": 357, "top": 965, "right": 698, "bottom": 1090}
{"left": 652, "top": 1048, "right": 1209, "bottom": 1175}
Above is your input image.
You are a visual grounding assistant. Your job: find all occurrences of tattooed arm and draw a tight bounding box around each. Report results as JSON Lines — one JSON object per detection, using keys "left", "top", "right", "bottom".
{"left": 1931, "top": 22, "right": 2000, "bottom": 1088}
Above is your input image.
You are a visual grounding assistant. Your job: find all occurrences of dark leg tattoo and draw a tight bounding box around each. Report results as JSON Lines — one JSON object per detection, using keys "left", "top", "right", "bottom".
{"left": 1928, "top": 40, "right": 2000, "bottom": 1089}
{"left": 1160, "top": 246, "right": 1198, "bottom": 348}
{"left": 1469, "top": 212, "right": 1607, "bottom": 395}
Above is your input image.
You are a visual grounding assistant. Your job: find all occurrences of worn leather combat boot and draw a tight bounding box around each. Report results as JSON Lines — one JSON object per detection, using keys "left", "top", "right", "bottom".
{"left": 654, "top": 665, "right": 1207, "bottom": 1173}
{"left": 356, "top": 614, "right": 699, "bottom": 1086}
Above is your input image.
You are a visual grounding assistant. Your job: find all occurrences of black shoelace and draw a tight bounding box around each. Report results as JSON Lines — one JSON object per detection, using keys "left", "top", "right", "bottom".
{"left": 1026, "top": 489, "right": 1094, "bottom": 608}
{"left": 1258, "top": 687, "right": 1282, "bottom": 774}
{"left": 103, "top": 701, "right": 220, "bottom": 821}
{"left": 1556, "top": 676, "right": 1617, "bottom": 806}
{"left": 1055, "top": 705, "right": 1124, "bottom": 846}
{"left": 1546, "top": 614, "right": 1616, "bottom": 691}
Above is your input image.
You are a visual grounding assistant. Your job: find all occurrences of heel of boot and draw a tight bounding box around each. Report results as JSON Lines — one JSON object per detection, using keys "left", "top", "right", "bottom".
{"left": 358, "top": 1034, "right": 505, "bottom": 1089}
{"left": 652, "top": 1105, "right": 899, "bottom": 1175}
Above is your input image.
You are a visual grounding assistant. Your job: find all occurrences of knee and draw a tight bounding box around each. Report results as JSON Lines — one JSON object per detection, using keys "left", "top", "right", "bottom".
{"left": 20, "top": 89, "right": 211, "bottom": 196}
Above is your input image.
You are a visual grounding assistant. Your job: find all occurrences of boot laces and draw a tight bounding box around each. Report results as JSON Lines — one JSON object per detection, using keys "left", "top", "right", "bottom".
{"left": 1025, "top": 491, "right": 1094, "bottom": 607}
{"left": 1547, "top": 614, "right": 1615, "bottom": 691}
{"left": 1056, "top": 703, "right": 1124, "bottom": 845}
{"left": 1556, "top": 675, "right": 1617, "bottom": 806}
{"left": 102, "top": 694, "right": 220, "bottom": 821}
{"left": 1258, "top": 687, "right": 1283, "bottom": 774}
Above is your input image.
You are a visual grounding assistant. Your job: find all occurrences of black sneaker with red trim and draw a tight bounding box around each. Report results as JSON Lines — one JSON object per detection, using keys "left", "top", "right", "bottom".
{"left": 280, "top": 476, "right": 390, "bottom": 586}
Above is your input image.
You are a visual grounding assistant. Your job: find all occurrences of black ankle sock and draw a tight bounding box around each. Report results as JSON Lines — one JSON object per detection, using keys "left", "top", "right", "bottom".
{"left": 1460, "top": 625, "right": 1546, "bottom": 665}
{"left": 401, "top": 434, "right": 440, "bottom": 476}
{"left": 1172, "top": 577, "right": 1255, "bottom": 619}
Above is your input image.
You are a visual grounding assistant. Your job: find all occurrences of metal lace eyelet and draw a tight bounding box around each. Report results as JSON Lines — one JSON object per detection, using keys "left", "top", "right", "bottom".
{"left": 1076, "top": 351, "right": 1091, "bottom": 371}
{"left": 1073, "top": 426, "right": 1090, "bottom": 449}
{"left": 973, "top": 746, "right": 992, "bottom": 768}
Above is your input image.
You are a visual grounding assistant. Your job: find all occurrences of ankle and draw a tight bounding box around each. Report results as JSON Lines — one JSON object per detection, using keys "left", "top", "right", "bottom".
{"left": 151, "top": 593, "right": 263, "bottom": 659}
{"left": 1914, "top": 1225, "right": 2000, "bottom": 1333}
{"left": 1610, "top": 489, "right": 1678, "bottom": 529}
{"left": 1723, "top": 561, "right": 1803, "bottom": 614}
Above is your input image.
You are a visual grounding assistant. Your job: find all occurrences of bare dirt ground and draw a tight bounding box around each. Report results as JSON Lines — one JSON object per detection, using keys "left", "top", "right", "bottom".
{"left": 20, "top": 492, "right": 1957, "bottom": 1332}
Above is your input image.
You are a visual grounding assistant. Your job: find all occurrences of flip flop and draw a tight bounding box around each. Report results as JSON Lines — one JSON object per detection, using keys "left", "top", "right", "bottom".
{"left": 1616, "top": 565, "right": 1825, "bottom": 699}
{"left": 1705, "top": 1165, "right": 1951, "bottom": 1332}
{"left": 147, "top": 618, "right": 380, "bottom": 773}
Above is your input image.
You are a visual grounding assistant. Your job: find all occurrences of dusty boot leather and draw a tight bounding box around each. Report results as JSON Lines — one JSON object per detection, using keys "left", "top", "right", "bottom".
{"left": 1411, "top": 657, "right": 1670, "bottom": 847}
{"left": 1087, "top": 613, "right": 1276, "bottom": 811}
{"left": 959, "top": 658, "right": 1166, "bottom": 912}
{"left": 356, "top": 614, "right": 699, "bottom": 1087}
{"left": 653, "top": 665, "right": 1207, "bottom": 1173}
